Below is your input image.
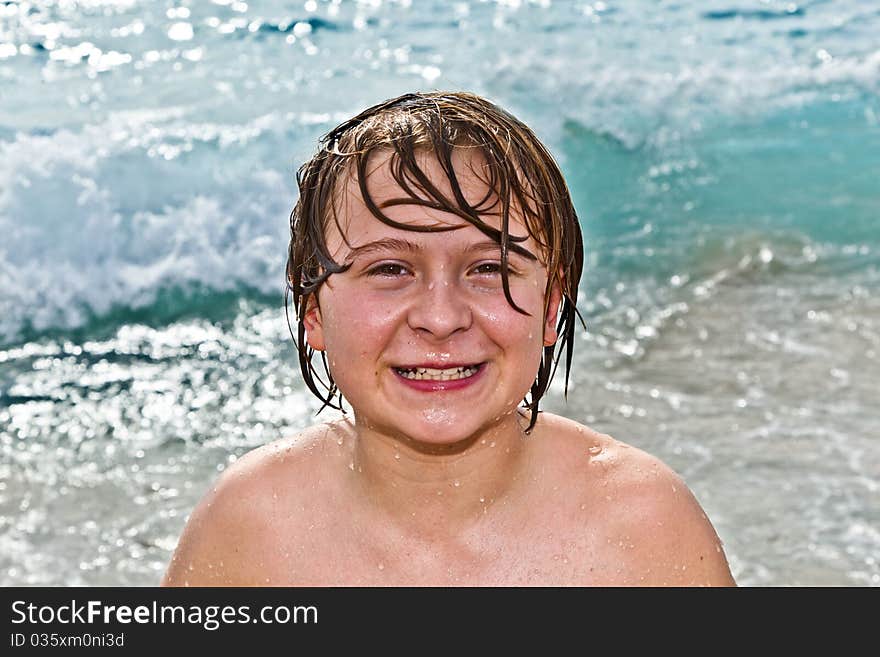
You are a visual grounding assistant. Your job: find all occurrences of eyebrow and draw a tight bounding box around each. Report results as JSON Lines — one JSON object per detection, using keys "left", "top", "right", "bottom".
{"left": 343, "top": 238, "right": 421, "bottom": 262}
{"left": 343, "top": 238, "right": 536, "bottom": 262}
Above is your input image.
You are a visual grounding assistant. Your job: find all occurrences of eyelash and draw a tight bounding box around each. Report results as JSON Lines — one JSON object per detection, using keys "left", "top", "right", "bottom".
{"left": 471, "top": 262, "right": 503, "bottom": 276}
{"left": 366, "top": 263, "right": 411, "bottom": 278}
{"left": 365, "top": 261, "right": 514, "bottom": 278}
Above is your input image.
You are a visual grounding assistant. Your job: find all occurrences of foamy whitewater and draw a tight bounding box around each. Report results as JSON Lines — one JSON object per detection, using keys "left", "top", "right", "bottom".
{"left": 1, "top": 0, "right": 878, "bottom": 585}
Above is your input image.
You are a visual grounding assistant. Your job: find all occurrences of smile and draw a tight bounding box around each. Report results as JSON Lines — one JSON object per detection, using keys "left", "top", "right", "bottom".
{"left": 394, "top": 365, "right": 481, "bottom": 381}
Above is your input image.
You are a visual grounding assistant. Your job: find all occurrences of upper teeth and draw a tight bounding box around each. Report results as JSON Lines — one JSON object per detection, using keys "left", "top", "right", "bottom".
{"left": 397, "top": 366, "right": 479, "bottom": 381}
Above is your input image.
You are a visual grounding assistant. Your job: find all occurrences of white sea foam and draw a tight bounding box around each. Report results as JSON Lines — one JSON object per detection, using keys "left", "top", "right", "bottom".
{"left": 1, "top": 0, "right": 879, "bottom": 343}
{"left": 0, "top": 110, "right": 294, "bottom": 341}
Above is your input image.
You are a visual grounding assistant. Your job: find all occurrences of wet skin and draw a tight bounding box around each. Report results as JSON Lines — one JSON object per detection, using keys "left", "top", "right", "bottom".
{"left": 304, "top": 148, "right": 560, "bottom": 452}
{"left": 162, "top": 149, "right": 736, "bottom": 586}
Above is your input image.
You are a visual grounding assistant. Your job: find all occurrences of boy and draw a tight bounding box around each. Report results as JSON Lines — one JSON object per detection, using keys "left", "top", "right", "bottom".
{"left": 162, "top": 91, "right": 735, "bottom": 586}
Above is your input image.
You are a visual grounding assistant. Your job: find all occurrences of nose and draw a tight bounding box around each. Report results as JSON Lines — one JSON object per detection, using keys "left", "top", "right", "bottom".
{"left": 407, "top": 277, "right": 473, "bottom": 341}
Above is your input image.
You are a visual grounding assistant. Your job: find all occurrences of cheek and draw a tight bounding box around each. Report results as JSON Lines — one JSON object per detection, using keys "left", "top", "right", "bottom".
{"left": 320, "top": 290, "right": 402, "bottom": 360}
{"left": 478, "top": 291, "right": 547, "bottom": 349}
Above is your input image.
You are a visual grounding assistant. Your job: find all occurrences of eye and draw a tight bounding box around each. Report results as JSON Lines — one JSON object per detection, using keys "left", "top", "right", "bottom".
{"left": 470, "top": 261, "right": 504, "bottom": 276}
{"left": 366, "top": 262, "right": 411, "bottom": 278}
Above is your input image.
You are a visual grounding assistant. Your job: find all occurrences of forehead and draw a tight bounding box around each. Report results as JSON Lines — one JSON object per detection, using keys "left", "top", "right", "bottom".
{"left": 325, "top": 147, "right": 541, "bottom": 257}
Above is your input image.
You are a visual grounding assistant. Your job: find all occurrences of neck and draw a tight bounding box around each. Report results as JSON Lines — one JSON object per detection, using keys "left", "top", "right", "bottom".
{"left": 346, "top": 410, "right": 534, "bottom": 537}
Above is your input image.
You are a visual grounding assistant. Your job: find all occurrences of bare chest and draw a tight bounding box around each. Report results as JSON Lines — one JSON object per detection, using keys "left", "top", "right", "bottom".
{"left": 257, "top": 505, "right": 645, "bottom": 586}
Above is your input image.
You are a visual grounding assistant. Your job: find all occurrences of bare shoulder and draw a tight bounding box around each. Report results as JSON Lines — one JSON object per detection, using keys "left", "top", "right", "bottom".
{"left": 161, "top": 420, "right": 352, "bottom": 586}
{"left": 532, "top": 413, "right": 736, "bottom": 586}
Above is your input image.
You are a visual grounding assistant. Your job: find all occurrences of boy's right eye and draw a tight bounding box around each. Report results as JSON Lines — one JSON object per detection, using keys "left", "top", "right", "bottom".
{"left": 366, "top": 262, "right": 411, "bottom": 278}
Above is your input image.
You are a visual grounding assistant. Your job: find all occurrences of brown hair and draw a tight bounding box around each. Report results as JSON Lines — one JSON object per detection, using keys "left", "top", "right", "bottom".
{"left": 286, "top": 91, "right": 583, "bottom": 432}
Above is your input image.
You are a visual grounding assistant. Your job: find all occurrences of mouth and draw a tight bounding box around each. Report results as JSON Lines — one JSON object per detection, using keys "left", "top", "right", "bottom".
{"left": 393, "top": 364, "right": 483, "bottom": 381}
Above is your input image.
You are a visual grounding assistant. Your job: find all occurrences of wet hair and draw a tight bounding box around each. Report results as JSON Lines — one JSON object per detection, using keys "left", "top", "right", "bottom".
{"left": 286, "top": 90, "right": 583, "bottom": 433}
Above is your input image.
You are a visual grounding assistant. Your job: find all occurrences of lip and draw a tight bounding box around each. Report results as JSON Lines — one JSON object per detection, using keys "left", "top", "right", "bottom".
{"left": 391, "top": 362, "right": 487, "bottom": 392}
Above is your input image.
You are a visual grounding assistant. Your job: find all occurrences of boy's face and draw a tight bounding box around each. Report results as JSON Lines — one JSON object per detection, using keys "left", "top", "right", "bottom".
{"left": 304, "top": 148, "right": 561, "bottom": 447}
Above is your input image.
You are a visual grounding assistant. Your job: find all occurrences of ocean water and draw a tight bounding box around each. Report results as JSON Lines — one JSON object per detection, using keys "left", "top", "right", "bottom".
{"left": 1, "top": 0, "right": 878, "bottom": 586}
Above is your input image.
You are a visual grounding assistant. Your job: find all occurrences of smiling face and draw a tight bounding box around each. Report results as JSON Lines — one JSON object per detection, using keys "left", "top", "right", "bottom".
{"left": 303, "top": 148, "right": 562, "bottom": 448}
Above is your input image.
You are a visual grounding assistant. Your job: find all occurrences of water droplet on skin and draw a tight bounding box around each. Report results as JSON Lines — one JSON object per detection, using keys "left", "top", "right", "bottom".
{"left": 453, "top": 480, "right": 460, "bottom": 487}
{"left": 588, "top": 446, "right": 602, "bottom": 456}
{"left": 428, "top": 282, "right": 434, "bottom": 290}
{"left": 672, "top": 485, "right": 677, "bottom": 493}
{"left": 348, "top": 462, "right": 354, "bottom": 470}
{"left": 580, "top": 503, "right": 586, "bottom": 510}
{"left": 422, "top": 406, "right": 452, "bottom": 424}
{"left": 337, "top": 437, "right": 344, "bottom": 445}
{"left": 394, "top": 452, "right": 400, "bottom": 460}
{"left": 378, "top": 563, "right": 384, "bottom": 571}
{"left": 479, "top": 496, "right": 485, "bottom": 503}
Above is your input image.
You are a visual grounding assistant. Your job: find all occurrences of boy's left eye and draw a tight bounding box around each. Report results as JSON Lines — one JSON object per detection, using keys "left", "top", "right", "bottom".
{"left": 471, "top": 262, "right": 503, "bottom": 275}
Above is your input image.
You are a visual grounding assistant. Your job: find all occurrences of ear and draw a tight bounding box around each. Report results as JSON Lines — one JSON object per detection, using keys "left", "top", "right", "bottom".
{"left": 303, "top": 294, "right": 326, "bottom": 351}
{"left": 543, "top": 270, "right": 564, "bottom": 347}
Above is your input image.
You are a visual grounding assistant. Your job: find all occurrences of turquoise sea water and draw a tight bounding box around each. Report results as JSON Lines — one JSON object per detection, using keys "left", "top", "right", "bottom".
{"left": 1, "top": 0, "right": 878, "bottom": 585}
